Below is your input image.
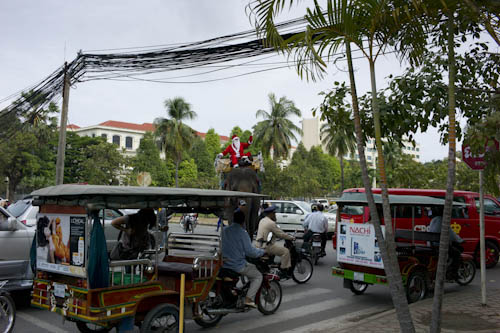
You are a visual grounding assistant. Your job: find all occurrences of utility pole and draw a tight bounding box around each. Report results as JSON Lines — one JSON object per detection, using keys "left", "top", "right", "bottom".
{"left": 55, "top": 62, "right": 70, "bottom": 185}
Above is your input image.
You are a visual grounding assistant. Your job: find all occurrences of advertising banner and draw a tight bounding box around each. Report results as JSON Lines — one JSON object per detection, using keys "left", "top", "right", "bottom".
{"left": 36, "top": 213, "right": 86, "bottom": 277}
{"left": 337, "top": 221, "right": 385, "bottom": 269}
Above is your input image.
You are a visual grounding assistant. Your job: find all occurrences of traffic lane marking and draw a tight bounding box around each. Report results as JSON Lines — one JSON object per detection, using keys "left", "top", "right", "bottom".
{"left": 16, "top": 312, "right": 70, "bottom": 333}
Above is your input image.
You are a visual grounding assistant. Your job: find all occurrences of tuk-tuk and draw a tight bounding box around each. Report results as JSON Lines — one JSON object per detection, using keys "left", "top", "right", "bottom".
{"left": 332, "top": 192, "right": 475, "bottom": 303}
{"left": 30, "top": 184, "right": 264, "bottom": 332}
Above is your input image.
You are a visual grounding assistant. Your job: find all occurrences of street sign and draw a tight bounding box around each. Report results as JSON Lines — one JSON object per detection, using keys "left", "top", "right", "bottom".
{"left": 462, "top": 140, "right": 499, "bottom": 170}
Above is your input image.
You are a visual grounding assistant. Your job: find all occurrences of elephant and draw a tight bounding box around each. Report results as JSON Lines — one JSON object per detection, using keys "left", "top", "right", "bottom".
{"left": 222, "top": 166, "right": 261, "bottom": 239}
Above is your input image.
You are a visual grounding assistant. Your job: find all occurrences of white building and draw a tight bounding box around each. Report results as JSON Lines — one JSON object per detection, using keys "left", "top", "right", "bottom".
{"left": 68, "top": 120, "right": 229, "bottom": 158}
{"left": 300, "top": 117, "right": 421, "bottom": 165}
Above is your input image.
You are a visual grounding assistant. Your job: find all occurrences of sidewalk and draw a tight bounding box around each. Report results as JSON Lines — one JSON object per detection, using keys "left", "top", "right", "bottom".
{"left": 328, "top": 287, "right": 500, "bottom": 333}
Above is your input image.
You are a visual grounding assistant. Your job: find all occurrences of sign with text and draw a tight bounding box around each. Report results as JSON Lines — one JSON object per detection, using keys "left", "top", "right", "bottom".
{"left": 462, "top": 140, "right": 499, "bottom": 170}
{"left": 337, "top": 221, "right": 385, "bottom": 269}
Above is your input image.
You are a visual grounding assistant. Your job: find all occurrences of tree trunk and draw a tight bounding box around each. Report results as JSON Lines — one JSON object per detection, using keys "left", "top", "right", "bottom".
{"left": 175, "top": 160, "right": 179, "bottom": 188}
{"left": 430, "top": 11, "right": 457, "bottom": 333}
{"left": 340, "top": 155, "right": 345, "bottom": 192}
{"left": 368, "top": 56, "right": 415, "bottom": 332}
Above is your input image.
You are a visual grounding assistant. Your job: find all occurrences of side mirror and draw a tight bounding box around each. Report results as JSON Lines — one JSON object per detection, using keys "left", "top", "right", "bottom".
{"left": 8, "top": 217, "right": 18, "bottom": 231}
{"left": 295, "top": 209, "right": 303, "bottom": 215}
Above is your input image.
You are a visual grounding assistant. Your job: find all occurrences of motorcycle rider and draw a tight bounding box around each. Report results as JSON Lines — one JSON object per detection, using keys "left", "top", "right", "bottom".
{"left": 221, "top": 208, "right": 265, "bottom": 308}
{"left": 255, "top": 205, "right": 295, "bottom": 279}
{"left": 428, "top": 206, "right": 464, "bottom": 278}
{"left": 303, "top": 203, "right": 328, "bottom": 257}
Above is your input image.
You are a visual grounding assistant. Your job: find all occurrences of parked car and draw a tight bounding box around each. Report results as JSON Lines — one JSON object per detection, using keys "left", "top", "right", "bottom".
{"left": 264, "top": 200, "right": 336, "bottom": 234}
{"left": 311, "top": 198, "right": 330, "bottom": 210}
{"left": 0, "top": 206, "right": 35, "bottom": 291}
{"left": 7, "top": 197, "right": 38, "bottom": 227}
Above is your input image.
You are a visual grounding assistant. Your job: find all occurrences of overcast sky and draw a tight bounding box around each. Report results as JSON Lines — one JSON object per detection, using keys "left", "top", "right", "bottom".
{"left": 1, "top": 1, "right": 491, "bottom": 162}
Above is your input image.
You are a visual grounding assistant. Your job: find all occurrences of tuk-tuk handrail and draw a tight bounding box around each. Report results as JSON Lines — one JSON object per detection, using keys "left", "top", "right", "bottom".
{"left": 109, "top": 259, "right": 152, "bottom": 267}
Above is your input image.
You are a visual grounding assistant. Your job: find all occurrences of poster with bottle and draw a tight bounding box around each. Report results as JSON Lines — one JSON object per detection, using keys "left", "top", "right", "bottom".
{"left": 36, "top": 213, "right": 87, "bottom": 277}
{"left": 337, "top": 221, "right": 385, "bottom": 269}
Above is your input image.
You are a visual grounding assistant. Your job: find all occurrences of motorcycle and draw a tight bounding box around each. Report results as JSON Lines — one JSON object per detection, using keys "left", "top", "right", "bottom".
{"left": 304, "top": 232, "right": 325, "bottom": 265}
{"left": 179, "top": 213, "right": 198, "bottom": 233}
{"left": 0, "top": 280, "right": 16, "bottom": 333}
{"left": 192, "top": 257, "right": 282, "bottom": 328}
{"left": 263, "top": 236, "right": 314, "bottom": 284}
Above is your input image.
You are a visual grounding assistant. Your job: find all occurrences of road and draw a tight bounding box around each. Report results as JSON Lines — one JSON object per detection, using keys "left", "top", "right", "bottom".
{"left": 11, "top": 224, "right": 500, "bottom": 332}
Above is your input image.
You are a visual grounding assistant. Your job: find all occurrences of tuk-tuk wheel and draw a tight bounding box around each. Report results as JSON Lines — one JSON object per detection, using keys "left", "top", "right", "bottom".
{"left": 141, "top": 304, "right": 180, "bottom": 333}
{"left": 347, "top": 280, "right": 368, "bottom": 295}
{"left": 406, "top": 271, "right": 427, "bottom": 304}
{"left": 76, "top": 321, "right": 111, "bottom": 333}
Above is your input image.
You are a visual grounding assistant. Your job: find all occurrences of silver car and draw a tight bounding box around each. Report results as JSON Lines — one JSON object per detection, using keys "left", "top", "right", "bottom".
{"left": 7, "top": 198, "right": 39, "bottom": 227}
{"left": 0, "top": 206, "right": 35, "bottom": 291}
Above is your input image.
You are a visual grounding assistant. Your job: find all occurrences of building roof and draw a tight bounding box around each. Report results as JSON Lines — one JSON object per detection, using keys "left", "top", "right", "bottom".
{"left": 98, "top": 120, "right": 155, "bottom": 132}
{"left": 67, "top": 124, "right": 80, "bottom": 129}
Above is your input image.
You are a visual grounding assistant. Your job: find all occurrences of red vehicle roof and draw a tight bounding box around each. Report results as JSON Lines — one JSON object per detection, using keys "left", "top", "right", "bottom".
{"left": 344, "top": 188, "right": 480, "bottom": 197}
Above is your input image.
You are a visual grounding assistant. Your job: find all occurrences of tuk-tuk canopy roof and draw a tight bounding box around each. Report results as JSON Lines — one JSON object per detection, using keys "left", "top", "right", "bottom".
{"left": 334, "top": 192, "right": 467, "bottom": 206}
{"left": 32, "top": 184, "right": 266, "bottom": 212}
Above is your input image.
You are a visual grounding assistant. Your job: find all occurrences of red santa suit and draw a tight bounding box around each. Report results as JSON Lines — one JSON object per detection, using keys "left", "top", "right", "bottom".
{"left": 221, "top": 135, "right": 253, "bottom": 167}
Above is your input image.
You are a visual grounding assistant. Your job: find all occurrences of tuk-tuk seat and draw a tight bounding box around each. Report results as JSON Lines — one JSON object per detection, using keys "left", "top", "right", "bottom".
{"left": 157, "top": 261, "right": 195, "bottom": 279}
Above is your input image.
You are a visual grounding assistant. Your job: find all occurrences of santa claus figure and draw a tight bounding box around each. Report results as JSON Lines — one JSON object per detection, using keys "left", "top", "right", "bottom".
{"left": 218, "top": 135, "right": 253, "bottom": 168}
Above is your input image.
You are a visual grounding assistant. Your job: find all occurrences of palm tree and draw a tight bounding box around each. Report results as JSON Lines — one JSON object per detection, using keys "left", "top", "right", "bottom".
{"left": 320, "top": 114, "right": 356, "bottom": 192}
{"left": 249, "top": 1, "right": 428, "bottom": 331}
{"left": 154, "top": 97, "right": 197, "bottom": 187}
{"left": 253, "top": 93, "right": 302, "bottom": 160}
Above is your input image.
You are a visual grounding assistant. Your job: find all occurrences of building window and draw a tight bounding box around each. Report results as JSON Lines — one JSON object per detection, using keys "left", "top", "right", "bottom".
{"left": 367, "top": 155, "right": 372, "bottom": 161}
{"left": 416, "top": 147, "right": 420, "bottom": 152}
{"left": 112, "top": 135, "right": 120, "bottom": 146}
{"left": 101, "top": 134, "right": 107, "bottom": 140}
{"left": 416, "top": 155, "right": 420, "bottom": 159}
{"left": 125, "top": 136, "right": 133, "bottom": 149}
{"left": 92, "top": 133, "right": 95, "bottom": 138}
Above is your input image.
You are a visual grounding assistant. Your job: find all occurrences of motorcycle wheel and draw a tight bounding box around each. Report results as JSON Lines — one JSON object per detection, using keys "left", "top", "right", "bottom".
{"left": 292, "top": 257, "right": 313, "bottom": 284}
{"left": 140, "top": 304, "right": 179, "bottom": 333}
{"left": 76, "top": 322, "right": 111, "bottom": 333}
{"left": 406, "top": 271, "right": 427, "bottom": 304}
{"left": 347, "top": 280, "right": 368, "bottom": 295}
{"left": 456, "top": 259, "right": 476, "bottom": 286}
{"left": 257, "top": 280, "right": 282, "bottom": 315}
{"left": 0, "top": 292, "right": 15, "bottom": 333}
{"left": 192, "top": 302, "right": 223, "bottom": 328}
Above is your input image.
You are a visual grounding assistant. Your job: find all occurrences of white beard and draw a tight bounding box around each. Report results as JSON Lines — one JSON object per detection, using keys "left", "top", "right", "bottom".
{"left": 232, "top": 139, "right": 241, "bottom": 157}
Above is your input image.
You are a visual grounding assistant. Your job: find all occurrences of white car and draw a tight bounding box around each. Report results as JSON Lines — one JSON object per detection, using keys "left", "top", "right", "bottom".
{"left": 311, "top": 198, "right": 330, "bottom": 210}
{"left": 264, "top": 200, "right": 336, "bottom": 234}
{"left": 7, "top": 198, "right": 38, "bottom": 227}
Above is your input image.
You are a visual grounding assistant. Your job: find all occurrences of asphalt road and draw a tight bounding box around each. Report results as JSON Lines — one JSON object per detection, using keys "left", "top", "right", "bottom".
{"left": 11, "top": 224, "right": 500, "bottom": 333}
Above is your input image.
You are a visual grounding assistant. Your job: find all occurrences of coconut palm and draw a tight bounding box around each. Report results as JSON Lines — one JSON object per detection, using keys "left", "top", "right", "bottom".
{"left": 249, "top": 1, "right": 429, "bottom": 330}
{"left": 254, "top": 93, "right": 302, "bottom": 160}
{"left": 320, "top": 113, "right": 356, "bottom": 192}
{"left": 154, "top": 97, "right": 197, "bottom": 187}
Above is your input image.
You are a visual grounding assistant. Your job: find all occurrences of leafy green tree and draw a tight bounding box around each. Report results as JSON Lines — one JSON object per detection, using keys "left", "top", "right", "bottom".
{"left": 178, "top": 158, "right": 198, "bottom": 187}
{"left": 79, "top": 141, "right": 125, "bottom": 185}
{"left": 128, "top": 132, "right": 172, "bottom": 186}
{"left": 317, "top": 83, "right": 357, "bottom": 191}
{"left": 253, "top": 93, "right": 302, "bottom": 160}
{"left": 205, "top": 128, "right": 222, "bottom": 160}
{"left": 0, "top": 93, "right": 59, "bottom": 198}
{"left": 229, "top": 126, "right": 243, "bottom": 139}
{"left": 188, "top": 136, "right": 214, "bottom": 178}
{"left": 155, "top": 97, "right": 197, "bottom": 187}
{"left": 308, "top": 146, "right": 340, "bottom": 195}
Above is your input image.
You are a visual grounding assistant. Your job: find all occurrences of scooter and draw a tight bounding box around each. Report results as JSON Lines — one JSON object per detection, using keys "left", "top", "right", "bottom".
{"left": 180, "top": 213, "right": 198, "bottom": 233}
{"left": 192, "top": 257, "right": 282, "bottom": 328}
{"left": 0, "top": 280, "right": 16, "bottom": 333}
{"left": 304, "top": 232, "right": 325, "bottom": 265}
{"left": 262, "top": 236, "right": 314, "bottom": 284}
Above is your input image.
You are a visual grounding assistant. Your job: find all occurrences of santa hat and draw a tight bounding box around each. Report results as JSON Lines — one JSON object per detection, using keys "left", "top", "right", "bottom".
{"left": 231, "top": 135, "right": 239, "bottom": 140}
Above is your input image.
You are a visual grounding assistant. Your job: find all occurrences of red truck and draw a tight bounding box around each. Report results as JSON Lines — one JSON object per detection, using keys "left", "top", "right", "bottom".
{"left": 338, "top": 188, "right": 500, "bottom": 268}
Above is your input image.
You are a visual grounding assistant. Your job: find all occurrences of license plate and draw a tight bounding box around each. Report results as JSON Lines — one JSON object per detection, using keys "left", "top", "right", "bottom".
{"left": 312, "top": 242, "right": 321, "bottom": 247}
{"left": 53, "top": 283, "right": 66, "bottom": 298}
{"left": 353, "top": 272, "right": 365, "bottom": 282}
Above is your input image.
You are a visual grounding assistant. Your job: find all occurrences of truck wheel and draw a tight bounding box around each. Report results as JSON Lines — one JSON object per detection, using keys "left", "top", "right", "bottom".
{"left": 485, "top": 241, "right": 499, "bottom": 268}
{"left": 406, "top": 271, "right": 427, "bottom": 304}
{"left": 348, "top": 280, "right": 368, "bottom": 295}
